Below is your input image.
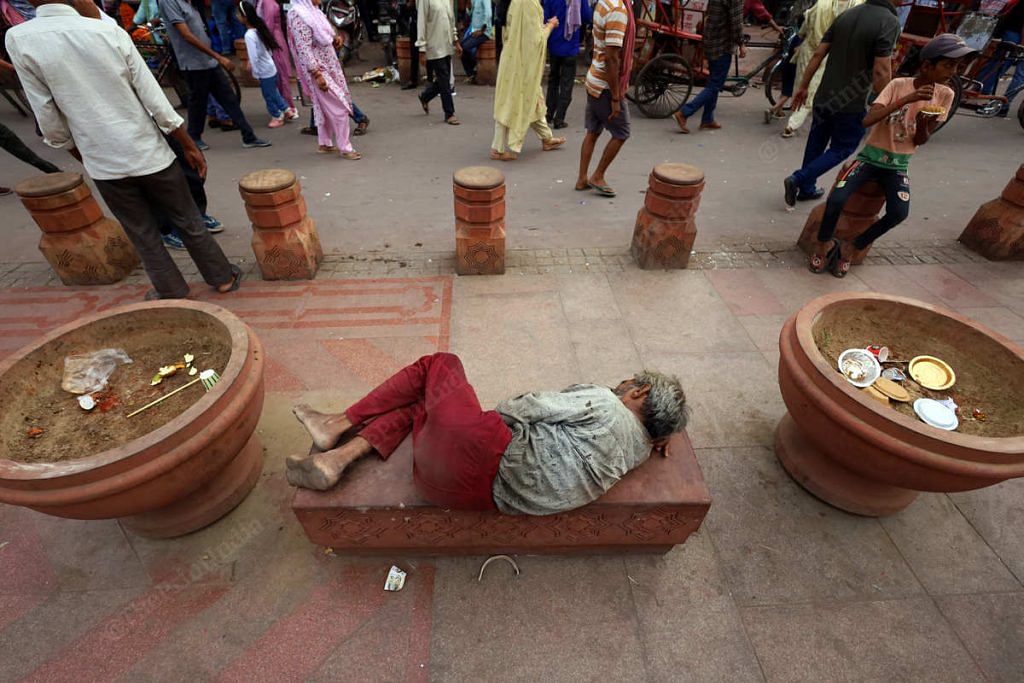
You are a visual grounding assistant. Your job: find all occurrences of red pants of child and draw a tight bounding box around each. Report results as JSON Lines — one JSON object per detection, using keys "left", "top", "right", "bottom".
{"left": 344, "top": 353, "right": 512, "bottom": 510}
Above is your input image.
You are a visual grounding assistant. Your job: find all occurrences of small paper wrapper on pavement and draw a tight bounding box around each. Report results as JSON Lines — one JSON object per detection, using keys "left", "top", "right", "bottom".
{"left": 384, "top": 566, "right": 406, "bottom": 592}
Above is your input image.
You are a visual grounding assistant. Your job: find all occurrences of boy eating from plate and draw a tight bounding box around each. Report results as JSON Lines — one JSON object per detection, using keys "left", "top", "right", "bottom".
{"left": 808, "top": 33, "right": 972, "bottom": 277}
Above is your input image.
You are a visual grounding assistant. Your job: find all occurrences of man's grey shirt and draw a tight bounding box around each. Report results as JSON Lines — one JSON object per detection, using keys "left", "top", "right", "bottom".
{"left": 158, "top": 0, "right": 217, "bottom": 71}
{"left": 492, "top": 384, "right": 651, "bottom": 515}
{"left": 815, "top": 0, "right": 900, "bottom": 113}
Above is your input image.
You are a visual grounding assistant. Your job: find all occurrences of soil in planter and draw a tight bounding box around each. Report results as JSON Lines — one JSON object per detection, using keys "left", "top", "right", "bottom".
{"left": 815, "top": 309, "right": 1024, "bottom": 438}
{"left": 4, "top": 329, "right": 231, "bottom": 464}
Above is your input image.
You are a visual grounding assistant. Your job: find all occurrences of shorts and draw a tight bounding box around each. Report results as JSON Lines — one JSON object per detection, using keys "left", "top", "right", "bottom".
{"left": 584, "top": 89, "right": 631, "bottom": 140}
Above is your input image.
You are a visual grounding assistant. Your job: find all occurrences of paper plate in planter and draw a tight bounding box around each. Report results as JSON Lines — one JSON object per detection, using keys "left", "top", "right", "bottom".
{"left": 914, "top": 398, "right": 958, "bottom": 431}
{"left": 909, "top": 355, "right": 955, "bottom": 390}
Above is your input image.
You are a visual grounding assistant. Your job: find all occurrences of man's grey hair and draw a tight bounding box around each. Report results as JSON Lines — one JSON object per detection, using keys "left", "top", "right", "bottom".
{"left": 634, "top": 370, "right": 689, "bottom": 440}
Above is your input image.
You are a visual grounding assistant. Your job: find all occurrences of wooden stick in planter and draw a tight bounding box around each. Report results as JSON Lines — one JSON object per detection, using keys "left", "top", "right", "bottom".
{"left": 127, "top": 369, "right": 221, "bottom": 418}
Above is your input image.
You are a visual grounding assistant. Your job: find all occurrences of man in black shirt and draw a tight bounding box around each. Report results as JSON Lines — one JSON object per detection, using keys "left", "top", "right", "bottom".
{"left": 782, "top": 0, "right": 901, "bottom": 207}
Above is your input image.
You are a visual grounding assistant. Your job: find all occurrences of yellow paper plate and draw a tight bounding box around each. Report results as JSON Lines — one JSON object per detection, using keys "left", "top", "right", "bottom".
{"left": 909, "top": 355, "right": 956, "bottom": 391}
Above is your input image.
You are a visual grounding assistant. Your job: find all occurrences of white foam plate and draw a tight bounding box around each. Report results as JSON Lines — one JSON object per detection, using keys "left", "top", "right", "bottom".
{"left": 913, "top": 398, "right": 959, "bottom": 431}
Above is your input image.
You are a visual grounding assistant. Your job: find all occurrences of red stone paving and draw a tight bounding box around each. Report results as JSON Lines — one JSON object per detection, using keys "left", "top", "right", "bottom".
{"left": 0, "top": 277, "right": 450, "bottom": 681}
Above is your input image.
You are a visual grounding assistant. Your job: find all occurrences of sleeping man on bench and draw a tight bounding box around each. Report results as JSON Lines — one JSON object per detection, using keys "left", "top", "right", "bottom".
{"left": 286, "top": 353, "right": 689, "bottom": 515}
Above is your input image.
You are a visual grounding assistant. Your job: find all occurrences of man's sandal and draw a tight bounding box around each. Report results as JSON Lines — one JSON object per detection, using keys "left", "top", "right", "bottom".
{"left": 445, "top": 116, "right": 461, "bottom": 125}
{"left": 341, "top": 151, "right": 362, "bottom": 160}
{"left": 808, "top": 239, "right": 838, "bottom": 274}
{"left": 590, "top": 183, "right": 616, "bottom": 197}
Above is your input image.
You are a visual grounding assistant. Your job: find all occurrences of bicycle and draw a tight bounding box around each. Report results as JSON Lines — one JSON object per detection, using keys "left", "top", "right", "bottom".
{"left": 727, "top": 26, "right": 798, "bottom": 101}
{"left": 133, "top": 25, "right": 241, "bottom": 109}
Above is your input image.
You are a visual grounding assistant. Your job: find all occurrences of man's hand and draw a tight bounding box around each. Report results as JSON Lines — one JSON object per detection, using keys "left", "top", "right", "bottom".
{"left": 904, "top": 83, "right": 935, "bottom": 105}
{"left": 547, "top": 16, "right": 559, "bottom": 29}
{"left": 455, "top": 41, "right": 463, "bottom": 56}
{"left": 738, "top": 44, "right": 747, "bottom": 59}
{"left": 184, "top": 144, "right": 207, "bottom": 179}
{"left": 333, "top": 34, "right": 344, "bottom": 50}
{"left": 217, "top": 55, "right": 236, "bottom": 72}
{"left": 609, "top": 97, "right": 621, "bottom": 121}
{"left": 791, "top": 86, "right": 808, "bottom": 111}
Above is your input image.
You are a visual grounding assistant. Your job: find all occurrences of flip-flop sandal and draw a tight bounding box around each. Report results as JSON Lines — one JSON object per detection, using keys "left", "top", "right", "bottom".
{"left": 445, "top": 117, "right": 461, "bottom": 126}
{"left": 808, "top": 239, "right": 838, "bottom": 274}
{"left": 574, "top": 183, "right": 590, "bottom": 191}
{"left": 489, "top": 149, "right": 502, "bottom": 160}
{"left": 590, "top": 184, "right": 616, "bottom": 197}
{"left": 341, "top": 151, "right": 362, "bottom": 160}
{"left": 216, "top": 264, "right": 242, "bottom": 293}
{"left": 317, "top": 145, "right": 337, "bottom": 154}
{"left": 831, "top": 244, "right": 852, "bottom": 279}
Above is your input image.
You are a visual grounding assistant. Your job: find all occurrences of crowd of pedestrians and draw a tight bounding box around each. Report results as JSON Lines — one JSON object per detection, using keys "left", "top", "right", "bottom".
{"left": 0, "top": 0, "right": 1019, "bottom": 299}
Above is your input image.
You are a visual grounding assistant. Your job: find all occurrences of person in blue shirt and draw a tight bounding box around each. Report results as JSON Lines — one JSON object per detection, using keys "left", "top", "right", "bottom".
{"left": 461, "top": 0, "right": 493, "bottom": 82}
{"left": 544, "top": 0, "right": 592, "bottom": 128}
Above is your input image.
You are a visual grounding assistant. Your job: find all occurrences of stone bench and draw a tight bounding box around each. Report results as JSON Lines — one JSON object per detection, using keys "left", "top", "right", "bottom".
{"left": 291, "top": 432, "right": 711, "bottom": 555}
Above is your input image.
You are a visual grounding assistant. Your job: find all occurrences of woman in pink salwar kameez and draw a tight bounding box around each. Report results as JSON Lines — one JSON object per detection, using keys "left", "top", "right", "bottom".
{"left": 288, "top": 0, "right": 361, "bottom": 159}
{"left": 256, "top": 0, "right": 294, "bottom": 107}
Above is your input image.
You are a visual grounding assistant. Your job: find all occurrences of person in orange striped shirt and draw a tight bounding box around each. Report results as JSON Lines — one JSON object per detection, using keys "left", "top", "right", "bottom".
{"left": 574, "top": 0, "right": 634, "bottom": 198}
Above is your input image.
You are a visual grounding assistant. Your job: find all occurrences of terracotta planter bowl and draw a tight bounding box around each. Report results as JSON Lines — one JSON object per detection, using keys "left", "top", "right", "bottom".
{"left": 0, "top": 301, "right": 265, "bottom": 538}
{"left": 775, "top": 292, "right": 1024, "bottom": 516}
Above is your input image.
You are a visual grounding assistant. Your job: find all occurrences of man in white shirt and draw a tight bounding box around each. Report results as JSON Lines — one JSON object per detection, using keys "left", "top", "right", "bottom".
{"left": 6, "top": 0, "right": 241, "bottom": 300}
{"left": 416, "top": 0, "right": 461, "bottom": 124}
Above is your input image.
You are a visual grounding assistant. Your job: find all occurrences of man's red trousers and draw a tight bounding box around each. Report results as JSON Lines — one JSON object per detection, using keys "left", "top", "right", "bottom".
{"left": 345, "top": 353, "right": 512, "bottom": 510}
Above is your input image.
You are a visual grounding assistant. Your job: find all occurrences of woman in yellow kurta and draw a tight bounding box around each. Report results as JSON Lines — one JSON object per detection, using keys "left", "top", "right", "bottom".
{"left": 783, "top": 0, "right": 863, "bottom": 137}
{"left": 490, "top": 0, "right": 566, "bottom": 160}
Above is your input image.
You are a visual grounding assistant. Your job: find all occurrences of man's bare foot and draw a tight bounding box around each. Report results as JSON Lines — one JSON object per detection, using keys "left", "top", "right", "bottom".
{"left": 574, "top": 178, "right": 590, "bottom": 191}
{"left": 285, "top": 436, "right": 373, "bottom": 491}
{"left": 292, "top": 403, "right": 353, "bottom": 451}
{"left": 542, "top": 136, "right": 566, "bottom": 151}
{"left": 285, "top": 453, "right": 341, "bottom": 490}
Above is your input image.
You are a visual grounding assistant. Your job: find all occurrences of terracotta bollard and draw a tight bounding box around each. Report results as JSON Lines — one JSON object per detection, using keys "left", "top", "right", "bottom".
{"left": 631, "top": 163, "right": 704, "bottom": 269}
{"left": 14, "top": 173, "right": 138, "bottom": 285}
{"left": 239, "top": 168, "right": 323, "bottom": 280}
{"left": 474, "top": 40, "right": 497, "bottom": 86}
{"left": 454, "top": 166, "right": 506, "bottom": 275}
{"left": 233, "top": 38, "right": 258, "bottom": 87}
{"left": 959, "top": 164, "right": 1024, "bottom": 260}
{"left": 397, "top": 36, "right": 413, "bottom": 84}
{"left": 798, "top": 176, "right": 885, "bottom": 265}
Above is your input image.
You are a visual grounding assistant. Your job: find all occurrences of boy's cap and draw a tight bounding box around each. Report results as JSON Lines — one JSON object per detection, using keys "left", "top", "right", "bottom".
{"left": 921, "top": 34, "right": 976, "bottom": 61}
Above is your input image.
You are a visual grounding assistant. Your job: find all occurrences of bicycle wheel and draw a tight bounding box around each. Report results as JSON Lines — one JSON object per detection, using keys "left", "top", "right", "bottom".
{"left": 931, "top": 75, "right": 962, "bottom": 135}
{"left": 764, "top": 58, "right": 784, "bottom": 107}
{"left": 633, "top": 54, "right": 693, "bottom": 119}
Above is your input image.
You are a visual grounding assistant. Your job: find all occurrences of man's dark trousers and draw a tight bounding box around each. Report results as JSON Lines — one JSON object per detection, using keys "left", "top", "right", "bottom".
{"left": 94, "top": 162, "right": 233, "bottom": 298}
{"left": 546, "top": 55, "right": 576, "bottom": 124}
{"left": 421, "top": 56, "right": 455, "bottom": 118}
{"left": 792, "top": 106, "right": 866, "bottom": 195}
{"left": 183, "top": 67, "right": 259, "bottom": 144}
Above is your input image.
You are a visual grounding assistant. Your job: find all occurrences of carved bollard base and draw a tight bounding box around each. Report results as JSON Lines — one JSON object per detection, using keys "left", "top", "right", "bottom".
{"left": 16, "top": 173, "right": 139, "bottom": 285}
{"left": 959, "top": 164, "right": 1024, "bottom": 261}
{"left": 632, "top": 163, "right": 704, "bottom": 269}
{"left": 240, "top": 169, "right": 324, "bottom": 280}
{"left": 454, "top": 166, "right": 506, "bottom": 275}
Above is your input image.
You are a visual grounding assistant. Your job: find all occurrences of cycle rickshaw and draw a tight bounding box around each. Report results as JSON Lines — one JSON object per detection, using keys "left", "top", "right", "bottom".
{"left": 628, "top": 0, "right": 798, "bottom": 118}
